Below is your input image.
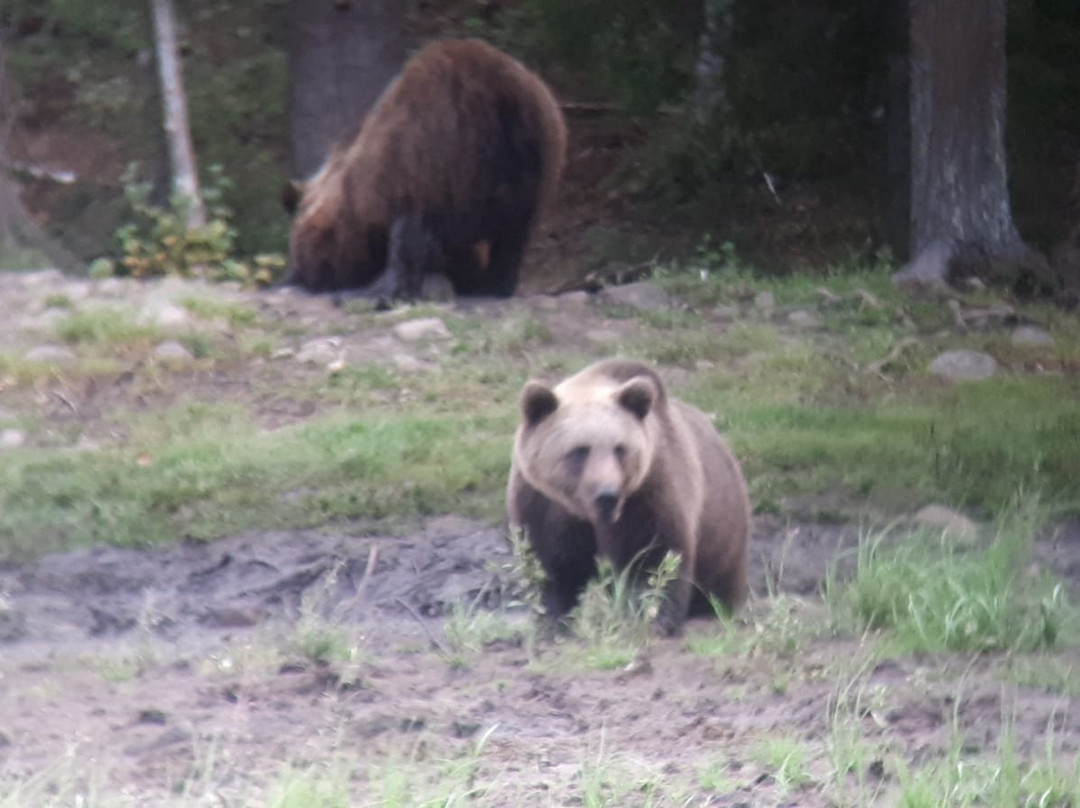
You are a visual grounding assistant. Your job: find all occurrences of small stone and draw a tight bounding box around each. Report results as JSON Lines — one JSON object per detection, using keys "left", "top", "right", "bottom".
{"left": 152, "top": 340, "right": 194, "bottom": 365}
{"left": 786, "top": 310, "right": 822, "bottom": 329}
{"left": 271, "top": 347, "right": 297, "bottom": 360}
{"left": 912, "top": 504, "right": 978, "bottom": 540}
{"left": 597, "top": 281, "right": 670, "bottom": 311}
{"left": 61, "top": 281, "right": 93, "bottom": 302}
{"left": 393, "top": 354, "right": 436, "bottom": 373}
{"left": 1010, "top": 326, "right": 1054, "bottom": 348}
{"left": 296, "top": 337, "right": 342, "bottom": 365}
{"left": 393, "top": 317, "right": 453, "bottom": 342}
{"left": 0, "top": 429, "right": 26, "bottom": 449}
{"left": 929, "top": 350, "right": 997, "bottom": 381}
{"left": 753, "top": 291, "right": 776, "bottom": 314}
{"left": 24, "top": 344, "right": 77, "bottom": 365}
{"left": 19, "top": 269, "right": 65, "bottom": 287}
{"left": 139, "top": 299, "right": 191, "bottom": 329}
{"left": 816, "top": 287, "right": 843, "bottom": 305}
{"left": 712, "top": 304, "right": 738, "bottom": 320}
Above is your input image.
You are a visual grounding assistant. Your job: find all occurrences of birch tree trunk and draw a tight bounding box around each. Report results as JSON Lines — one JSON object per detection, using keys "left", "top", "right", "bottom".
{"left": 288, "top": 0, "right": 408, "bottom": 179}
{"left": 895, "top": 0, "right": 1035, "bottom": 287}
{"left": 151, "top": 0, "right": 205, "bottom": 230}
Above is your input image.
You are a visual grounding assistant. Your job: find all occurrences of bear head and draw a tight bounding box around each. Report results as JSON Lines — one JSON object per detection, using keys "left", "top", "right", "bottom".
{"left": 514, "top": 371, "right": 660, "bottom": 526}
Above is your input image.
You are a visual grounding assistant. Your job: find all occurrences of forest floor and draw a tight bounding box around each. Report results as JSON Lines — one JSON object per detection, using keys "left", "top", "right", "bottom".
{"left": 0, "top": 265, "right": 1079, "bottom": 806}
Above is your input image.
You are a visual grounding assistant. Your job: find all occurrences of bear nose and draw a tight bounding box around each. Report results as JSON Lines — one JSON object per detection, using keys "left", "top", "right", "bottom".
{"left": 594, "top": 490, "right": 619, "bottom": 521}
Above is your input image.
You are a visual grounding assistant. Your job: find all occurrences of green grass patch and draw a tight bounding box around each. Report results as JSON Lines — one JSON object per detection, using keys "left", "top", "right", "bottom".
{"left": 0, "top": 405, "right": 515, "bottom": 560}
{"left": 689, "top": 372, "right": 1080, "bottom": 517}
{"left": 54, "top": 307, "right": 161, "bottom": 346}
{"left": 827, "top": 505, "right": 1076, "bottom": 654}
{"left": 179, "top": 295, "right": 259, "bottom": 327}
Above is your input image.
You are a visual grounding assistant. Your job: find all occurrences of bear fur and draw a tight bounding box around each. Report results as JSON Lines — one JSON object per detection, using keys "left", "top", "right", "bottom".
{"left": 507, "top": 359, "right": 751, "bottom": 636}
{"left": 284, "top": 38, "right": 567, "bottom": 300}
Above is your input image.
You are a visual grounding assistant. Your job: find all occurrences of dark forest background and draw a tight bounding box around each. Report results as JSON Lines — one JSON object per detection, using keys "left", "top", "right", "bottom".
{"left": 0, "top": 0, "right": 1078, "bottom": 287}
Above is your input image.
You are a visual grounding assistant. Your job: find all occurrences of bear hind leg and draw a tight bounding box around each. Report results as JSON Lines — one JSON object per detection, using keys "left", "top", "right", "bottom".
{"left": 372, "top": 213, "right": 445, "bottom": 302}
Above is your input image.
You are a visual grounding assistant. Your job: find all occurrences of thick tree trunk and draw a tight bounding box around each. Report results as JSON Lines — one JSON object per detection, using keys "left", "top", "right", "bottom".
{"left": 896, "top": 0, "right": 1032, "bottom": 287}
{"left": 151, "top": 0, "right": 205, "bottom": 229}
{"left": 0, "top": 40, "right": 76, "bottom": 268}
{"left": 692, "top": 0, "right": 733, "bottom": 124}
{"left": 288, "top": 0, "right": 408, "bottom": 180}
{"left": 884, "top": 0, "right": 910, "bottom": 260}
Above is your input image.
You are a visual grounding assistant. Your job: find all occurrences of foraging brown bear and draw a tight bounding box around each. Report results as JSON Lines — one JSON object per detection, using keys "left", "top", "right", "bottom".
{"left": 507, "top": 359, "right": 751, "bottom": 636}
{"left": 284, "top": 38, "right": 567, "bottom": 300}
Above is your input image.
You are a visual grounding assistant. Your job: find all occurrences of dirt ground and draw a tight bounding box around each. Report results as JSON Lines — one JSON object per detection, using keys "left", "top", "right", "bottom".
{"left": 0, "top": 262, "right": 1078, "bottom": 804}
{"left": 2, "top": 504, "right": 1079, "bottom": 805}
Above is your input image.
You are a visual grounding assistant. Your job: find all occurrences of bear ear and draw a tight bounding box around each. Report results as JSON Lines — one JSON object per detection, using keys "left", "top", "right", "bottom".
{"left": 521, "top": 382, "right": 559, "bottom": 427}
{"left": 281, "top": 181, "right": 304, "bottom": 215}
{"left": 616, "top": 377, "right": 656, "bottom": 421}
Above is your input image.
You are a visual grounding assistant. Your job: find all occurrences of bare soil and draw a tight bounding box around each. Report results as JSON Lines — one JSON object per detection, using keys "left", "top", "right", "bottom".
{"left": 2, "top": 503, "right": 1078, "bottom": 804}
{"left": 0, "top": 267, "right": 1078, "bottom": 804}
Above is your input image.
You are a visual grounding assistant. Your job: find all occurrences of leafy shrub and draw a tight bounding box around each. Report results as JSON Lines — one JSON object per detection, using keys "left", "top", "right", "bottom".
{"left": 99, "top": 163, "right": 284, "bottom": 287}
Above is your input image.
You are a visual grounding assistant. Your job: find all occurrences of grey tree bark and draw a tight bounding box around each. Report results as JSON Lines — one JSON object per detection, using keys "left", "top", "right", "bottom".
{"left": 151, "top": 0, "right": 205, "bottom": 230}
{"left": 895, "top": 0, "right": 1034, "bottom": 287}
{"left": 288, "top": 0, "right": 409, "bottom": 180}
{"left": 691, "top": 0, "right": 733, "bottom": 124}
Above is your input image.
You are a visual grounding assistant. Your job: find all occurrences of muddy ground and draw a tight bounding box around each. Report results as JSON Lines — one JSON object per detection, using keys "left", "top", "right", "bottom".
{"left": 0, "top": 270, "right": 1078, "bottom": 806}
{"left": 2, "top": 508, "right": 1079, "bottom": 805}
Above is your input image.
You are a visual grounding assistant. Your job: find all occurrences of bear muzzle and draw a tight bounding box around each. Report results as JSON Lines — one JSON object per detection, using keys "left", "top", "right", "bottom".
{"left": 592, "top": 487, "right": 622, "bottom": 524}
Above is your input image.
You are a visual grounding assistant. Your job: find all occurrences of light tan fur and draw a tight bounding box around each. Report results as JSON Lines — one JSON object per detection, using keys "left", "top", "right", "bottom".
{"left": 508, "top": 359, "right": 751, "bottom": 635}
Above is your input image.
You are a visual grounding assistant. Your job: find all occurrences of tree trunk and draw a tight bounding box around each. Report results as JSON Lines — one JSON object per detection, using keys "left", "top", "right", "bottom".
{"left": 691, "top": 0, "right": 733, "bottom": 124}
{"left": 896, "top": 0, "right": 1031, "bottom": 287}
{"left": 288, "top": 0, "right": 408, "bottom": 179}
{"left": 0, "top": 39, "right": 76, "bottom": 268}
{"left": 151, "top": 0, "right": 205, "bottom": 230}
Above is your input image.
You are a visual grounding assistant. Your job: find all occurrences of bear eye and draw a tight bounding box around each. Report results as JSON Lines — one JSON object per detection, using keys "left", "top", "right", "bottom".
{"left": 614, "top": 444, "right": 627, "bottom": 461}
{"left": 567, "top": 446, "right": 590, "bottom": 466}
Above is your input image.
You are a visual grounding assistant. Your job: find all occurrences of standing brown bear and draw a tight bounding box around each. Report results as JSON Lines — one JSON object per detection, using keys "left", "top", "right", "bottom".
{"left": 283, "top": 39, "right": 567, "bottom": 300}
{"left": 507, "top": 359, "right": 751, "bottom": 636}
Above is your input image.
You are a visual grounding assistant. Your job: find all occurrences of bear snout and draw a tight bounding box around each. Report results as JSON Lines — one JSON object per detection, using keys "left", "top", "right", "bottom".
{"left": 593, "top": 488, "right": 621, "bottom": 523}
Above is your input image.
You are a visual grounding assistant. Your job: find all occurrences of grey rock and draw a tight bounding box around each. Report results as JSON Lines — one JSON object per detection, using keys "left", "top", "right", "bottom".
{"left": 393, "top": 317, "right": 453, "bottom": 342}
{"left": 787, "top": 310, "right": 822, "bottom": 329}
{"left": 19, "top": 269, "right": 66, "bottom": 288}
{"left": 912, "top": 504, "right": 978, "bottom": 541}
{"left": 153, "top": 340, "right": 195, "bottom": 364}
{"left": 296, "top": 337, "right": 343, "bottom": 365}
{"left": 929, "top": 350, "right": 997, "bottom": 381}
{"left": 138, "top": 298, "right": 191, "bottom": 329}
{"left": 24, "top": 344, "right": 77, "bottom": 365}
{"left": 753, "top": 291, "right": 776, "bottom": 314}
{"left": 1010, "top": 326, "right": 1054, "bottom": 348}
{"left": 597, "top": 282, "right": 670, "bottom": 311}
{"left": 393, "top": 354, "right": 437, "bottom": 373}
{"left": 712, "top": 304, "right": 739, "bottom": 320}
{"left": 0, "top": 428, "right": 26, "bottom": 449}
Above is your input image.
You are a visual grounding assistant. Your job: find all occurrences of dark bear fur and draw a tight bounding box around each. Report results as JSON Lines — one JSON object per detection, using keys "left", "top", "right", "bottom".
{"left": 284, "top": 38, "right": 567, "bottom": 300}
{"left": 507, "top": 359, "right": 751, "bottom": 636}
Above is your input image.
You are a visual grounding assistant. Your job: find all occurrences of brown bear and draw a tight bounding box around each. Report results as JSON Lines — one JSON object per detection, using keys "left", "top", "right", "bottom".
{"left": 507, "top": 359, "right": 751, "bottom": 636}
{"left": 283, "top": 38, "right": 567, "bottom": 301}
